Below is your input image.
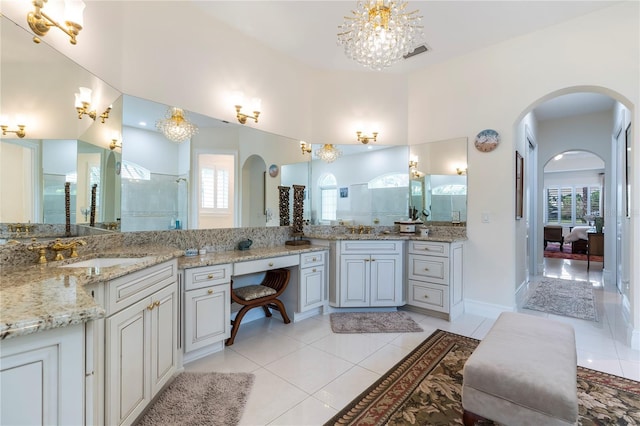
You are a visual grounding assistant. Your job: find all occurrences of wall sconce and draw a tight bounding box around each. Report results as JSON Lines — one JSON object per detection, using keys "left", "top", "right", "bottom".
{"left": 409, "top": 157, "right": 418, "bottom": 169}
{"left": 456, "top": 167, "right": 467, "bottom": 175}
{"left": 27, "top": 0, "right": 86, "bottom": 45}
{"left": 300, "top": 141, "right": 312, "bottom": 155}
{"left": 0, "top": 115, "right": 27, "bottom": 138}
{"left": 233, "top": 94, "right": 261, "bottom": 124}
{"left": 109, "top": 132, "right": 122, "bottom": 150}
{"left": 356, "top": 131, "right": 377, "bottom": 144}
{"left": 74, "top": 87, "right": 111, "bottom": 122}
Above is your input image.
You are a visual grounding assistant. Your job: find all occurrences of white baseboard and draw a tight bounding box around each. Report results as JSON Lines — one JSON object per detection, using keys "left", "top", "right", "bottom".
{"left": 621, "top": 294, "right": 640, "bottom": 350}
{"left": 602, "top": 268, "right": 612, "bottom": 285}
{"left": 464, "top": 299, "right": 515, "bottom": 319}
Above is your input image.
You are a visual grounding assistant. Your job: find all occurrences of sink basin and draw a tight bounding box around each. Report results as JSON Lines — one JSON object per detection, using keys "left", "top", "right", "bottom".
{"left": 60, "top": 257, "right": 152, "bottom": 268}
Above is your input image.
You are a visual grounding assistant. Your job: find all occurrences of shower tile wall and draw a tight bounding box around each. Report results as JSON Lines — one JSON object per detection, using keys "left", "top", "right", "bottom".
{"left": 121, "top": 173, "right": 180, "bottom": 231}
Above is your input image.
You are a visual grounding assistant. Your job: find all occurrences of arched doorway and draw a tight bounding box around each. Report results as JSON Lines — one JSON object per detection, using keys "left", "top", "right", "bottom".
{"left": 516, "top": 87, "right": 633, "bottom": 306}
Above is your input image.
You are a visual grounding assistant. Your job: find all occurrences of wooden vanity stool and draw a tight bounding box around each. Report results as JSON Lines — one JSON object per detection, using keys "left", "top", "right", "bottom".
{"left": 226, "top": 268, "right": 291, "bottom": 346}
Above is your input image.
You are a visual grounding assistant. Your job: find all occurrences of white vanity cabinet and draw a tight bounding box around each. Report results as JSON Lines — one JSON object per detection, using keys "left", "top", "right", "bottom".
{"left": 0, "top": 325, "right": 85, "bottom": 426}
{"left": 331, "top": 240, "right": 404, "bottom": 307}
{"left": 299, "top": 251, "right": 326, "bottom": 312}
{"left": 406, "top": 240, "right": 464, "bottom": 320}
{"left": 87, "top": 259, "right": 178, "bottom": 426}
{"left": 182, "top": 264, "right": 232, "bottom": 362}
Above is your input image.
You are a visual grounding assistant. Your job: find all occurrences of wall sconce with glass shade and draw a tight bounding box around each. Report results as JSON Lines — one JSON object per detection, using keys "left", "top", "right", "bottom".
{"left": 409, "top": 155, "right": 418, "bottom": 169}
{"left": 300, "top": 141, "right": 312, "bottom": 155}
{"left": 27, "top": 0, "right": 86, "bottom": 45}
{"left": 75, "top": 87, "right": 111, "bottom": 122}
{"left": 232, "top": 92, "right": 261, "bottom": 124}
{"left": 456, "top": 167, "right": 467, "bottom": 175}
{"left": 356, "top": 131, "right": 378, "bottom": 144}
{"left": 0, "top": 115, "right": 27, "bottom": 138}
{"left": 109, "top": 131, "right": 122, "bottom": 150}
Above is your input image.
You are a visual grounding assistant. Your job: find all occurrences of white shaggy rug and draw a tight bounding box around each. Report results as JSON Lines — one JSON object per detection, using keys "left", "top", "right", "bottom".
{"left": 135, "top": 372, "right": 254, "bottom": 425}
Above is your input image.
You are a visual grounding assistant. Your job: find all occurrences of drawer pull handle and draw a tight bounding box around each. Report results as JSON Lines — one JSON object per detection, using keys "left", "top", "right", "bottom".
{"left": 147, "top": 302, "right": 155, "bottom": 311}
{"left": 269, "top": 262, "right": 274, "bottom": 267}
{"left": 365, "top": 259, "right": 370, "bottom": 262}
{"left": 312, "top": 268, "right": 316, "bottom": 272}
{"left": 312, "top": 257, "right": 317, "bottom": 261}
{"left": 424, "top": 295, "right": 429, "bottom": 299}
{"left": 371, "top": 258, "right": 376, "bottom": 261}
{"left": 208, "top": 289, "right": 214, "bottom": 294}
{"left": 154, "top": 300, "right": 160, "bottom": 307}
{"left": 424, "top": 268, "right": 429, "bottom": 271}
{"left": 207, "top": 274, "right": 214, "bottom": 279}
{"left": 423, "top": 247, "right": 430, "bottom": 251}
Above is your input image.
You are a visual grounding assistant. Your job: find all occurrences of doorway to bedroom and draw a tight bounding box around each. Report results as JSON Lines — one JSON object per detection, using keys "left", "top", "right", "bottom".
{"left": 542, "top": 150, "right": 605, "bottom": 267}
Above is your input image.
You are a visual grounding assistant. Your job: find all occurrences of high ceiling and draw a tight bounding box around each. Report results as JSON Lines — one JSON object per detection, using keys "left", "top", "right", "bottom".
{"left": 191, "top": 1, "right": 619, "bottom": 74}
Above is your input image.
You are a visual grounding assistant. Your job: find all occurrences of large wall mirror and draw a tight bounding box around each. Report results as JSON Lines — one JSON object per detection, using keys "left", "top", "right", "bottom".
{"left": 1, "top": 13, "right": 468, "bottom": 242}
{"left": 409, "top": 137, "right": 468, "bottom": 223}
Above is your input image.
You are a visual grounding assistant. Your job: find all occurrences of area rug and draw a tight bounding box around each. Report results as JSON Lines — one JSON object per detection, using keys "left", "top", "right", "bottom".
{"left": 544, "top": 242, "right": 603, "bottom": 262}
{"left": 135, "top": 372, "right": 254, "bottom": 426}
{"left": 523, "top": 278, "right": 598, "bottom": 322}
{"left": 330, "top": 312, "right": 423, "bottom": 333}
{"left": 325, "top": 330, "right": 640, "bottom": 426}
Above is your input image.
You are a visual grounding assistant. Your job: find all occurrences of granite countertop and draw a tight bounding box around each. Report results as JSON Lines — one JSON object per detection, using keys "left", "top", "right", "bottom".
{"left": 0, "top": 245, "right": 181, "bottom": 340}
{"left": 178, "top": 244, "right": 328, "bottom": 269}
{"left": 305, "top": 232, "right": 467, "bottom": 243}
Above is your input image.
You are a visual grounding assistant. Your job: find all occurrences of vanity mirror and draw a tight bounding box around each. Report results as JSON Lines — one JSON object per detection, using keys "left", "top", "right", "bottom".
{"left": 409, "top": 137, "right": 468, "bottom": 224}
{"left": 1, "top": 16, "right": 121, "bottom": 234}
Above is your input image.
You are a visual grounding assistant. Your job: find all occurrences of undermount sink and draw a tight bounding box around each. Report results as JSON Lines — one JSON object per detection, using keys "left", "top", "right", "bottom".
{"left": 60, "top": 256, "right": 153, "bottom": 268}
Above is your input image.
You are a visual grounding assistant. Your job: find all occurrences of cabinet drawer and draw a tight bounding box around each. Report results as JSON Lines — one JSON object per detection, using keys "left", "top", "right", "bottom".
{"left": 184, "top": 264, "right": 232, "bottom": 291}
{"left": 408, "top": 241, "right": 448, "bottom": 257}
{"left": 408, "top": 255, "right": 449, "bottom": 285}
{"left": 233, "top": 254, "right": 299, "bottom": 276}
{"left": 409, "top": 280, "right": 449, "bottom": 313}
{"left": 300, "top": 251, "right": 325, "bottom": 268}
{"left": 340, "top": 240, "right": 403, "bottom": 254}
{"left": 106, "top": 260, "right": 177, "bottom": 315}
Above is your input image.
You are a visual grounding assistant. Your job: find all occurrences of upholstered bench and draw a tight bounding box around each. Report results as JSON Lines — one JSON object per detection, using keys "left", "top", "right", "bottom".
{"left": 462, "top": 312, "right": 578, "bottom": 426}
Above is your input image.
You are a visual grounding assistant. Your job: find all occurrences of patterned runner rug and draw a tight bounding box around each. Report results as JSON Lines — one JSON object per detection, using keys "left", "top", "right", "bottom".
{"left": 523, "top": 278, "right": 598, "bottom": 321}
{"left": 330, "top": 312, "right": 423, "bottom": 333}
{"left": 325, "top": 330, "right": 640, "bottom": 426}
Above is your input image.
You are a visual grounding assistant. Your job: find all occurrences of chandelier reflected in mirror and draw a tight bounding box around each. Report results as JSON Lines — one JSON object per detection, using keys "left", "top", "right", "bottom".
{"left": 337, "top": 0, "right": 423, "bottom": 71}
{"left": 156, "top": 107, "right": 198, "bottom": 143}
{"left": 315, "top": 144, "right": 342, "bottom": 163}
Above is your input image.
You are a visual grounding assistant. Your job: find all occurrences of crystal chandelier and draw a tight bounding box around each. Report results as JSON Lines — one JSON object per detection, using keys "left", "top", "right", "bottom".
{"left": 315, "top": 144, "right": 342, "bottom": 163}
{"left": 337, "top": 0, "right": 423, "bottom": 71}
{"left": 156, "top": 107, "right": 198, "bottom": 143}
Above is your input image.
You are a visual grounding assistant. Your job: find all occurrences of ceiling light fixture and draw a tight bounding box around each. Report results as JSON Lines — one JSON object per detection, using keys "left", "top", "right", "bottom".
{"left": 315, "top": 144, "right": 342, "bottom": 163}
{"left": 337, "top": 0, "right": 423, "bottom": 71}
{"left": 156, "top": 107, "right": 198, "bottom": 143}
{"left": 0, "top": 115, "right": 27, "bottom": 138}
{"left": 27, "top": 0, "right": 86, "bottom": 45}
{"left": 74, "top": 87, "right": 111, "bottom": 122}
{"left": 356, "top": 131, "right": 378, "bottom": 144}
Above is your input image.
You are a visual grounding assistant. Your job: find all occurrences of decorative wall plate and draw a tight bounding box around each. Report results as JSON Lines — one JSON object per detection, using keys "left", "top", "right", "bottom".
{"left": 475, "top": 129, "right": 500, "bottom": 152}
{"left": 268, "top": 164, "right": 279, "bottom": 177}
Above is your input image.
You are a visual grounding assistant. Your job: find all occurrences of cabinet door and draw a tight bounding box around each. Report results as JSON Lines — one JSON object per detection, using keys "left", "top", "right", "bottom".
{"left": 0, "top": 325, "right": 84, "bottom": 426}
{"left": 340, "top": 255, "right": 369, "bottom": 307}
{"left": 370, "top": 254, "right": 402, "bottom": 306}
{"left": 300, "top": 265, "right": 325, "bottom": 311}
{"left": 184, "top": 284, "right": 230, "bottom": 353}
{"left": 150, "top": 283, "right": 178, "bottom": 396}
{"left": 106, "top": 297, "right": 151, "bottom": 426}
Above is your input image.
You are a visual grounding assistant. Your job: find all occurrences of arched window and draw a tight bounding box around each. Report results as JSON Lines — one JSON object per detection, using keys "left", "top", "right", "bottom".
{"left": 368, "top": 172, "right": 409, "bottom": 189}
{"left": 318, "top": 173, "right": 337, "bottom": 222}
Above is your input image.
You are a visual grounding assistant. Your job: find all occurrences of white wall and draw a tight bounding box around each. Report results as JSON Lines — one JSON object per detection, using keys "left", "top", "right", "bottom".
{"left": 407, "top": 2, "right": 639, "bottom": 319}
{"left": 43, "top": 140, "right": 76, "bottom": 175}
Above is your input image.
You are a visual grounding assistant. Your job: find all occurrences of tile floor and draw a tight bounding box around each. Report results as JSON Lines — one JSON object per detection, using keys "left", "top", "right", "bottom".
{"left": 184, "top": 258, "right": 640, "bottom": 425}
